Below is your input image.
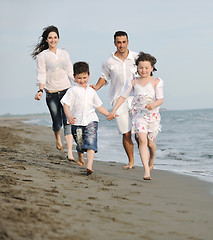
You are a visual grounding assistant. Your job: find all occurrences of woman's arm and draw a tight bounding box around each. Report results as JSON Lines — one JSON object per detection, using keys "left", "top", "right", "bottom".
{"left": 34, "top": 83, "right": 45, "bottom": 100}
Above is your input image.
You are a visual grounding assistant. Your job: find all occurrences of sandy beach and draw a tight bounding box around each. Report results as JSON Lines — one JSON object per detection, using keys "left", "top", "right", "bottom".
{"left": 0, "top": 117, "right": 213, "bottom": 240}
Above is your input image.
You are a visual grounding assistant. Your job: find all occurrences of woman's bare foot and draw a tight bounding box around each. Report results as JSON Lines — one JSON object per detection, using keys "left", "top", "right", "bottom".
{"left": 55, "top": 131, "right": 63, "bottom": 150}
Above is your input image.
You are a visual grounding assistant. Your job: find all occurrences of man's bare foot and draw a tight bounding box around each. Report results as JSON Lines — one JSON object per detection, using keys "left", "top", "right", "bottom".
{"left": 123, "top": 163, "right": 135, "bottom": 169}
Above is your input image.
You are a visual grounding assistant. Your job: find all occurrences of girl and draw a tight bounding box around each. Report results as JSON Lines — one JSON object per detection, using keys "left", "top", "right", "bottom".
{"left": 32, "top": 25, "right": 75, "bottom": 162}
{"left": 108, "top": 52, "right": 164, "bottom": 180}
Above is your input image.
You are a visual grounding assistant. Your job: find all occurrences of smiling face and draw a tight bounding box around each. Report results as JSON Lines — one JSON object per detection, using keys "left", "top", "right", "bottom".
{"left": 137, "top": 61, "right": 154, "bottom": 79}
{"left": 74, "top": 72, "right": 90, "bottom": 88}
{"left": 114, "top": 35, "right": 129, "bottom": 54}
{"left": 46, "top": 31, "right": 59, "bottom": 49}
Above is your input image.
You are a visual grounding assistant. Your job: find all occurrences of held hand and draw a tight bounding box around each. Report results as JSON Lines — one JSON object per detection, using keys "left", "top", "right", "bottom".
{"left": 107, "top": 112, "right": 118, "bottom": 121}
{"left": 34, "top": 92, "right": 43, "bottom": 101}
{"left": 145, "top": 103, "right": 154, "bottom": 110}
{"left": 67, "top": 117, "right": 76, "bottom": 125}
{"left": 89, "top": 84, "right": 98, "bottom": 91}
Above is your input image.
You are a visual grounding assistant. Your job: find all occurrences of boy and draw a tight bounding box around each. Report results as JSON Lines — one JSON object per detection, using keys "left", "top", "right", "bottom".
{"left": 61, "top": 62, "right": 110, "bottom": 175}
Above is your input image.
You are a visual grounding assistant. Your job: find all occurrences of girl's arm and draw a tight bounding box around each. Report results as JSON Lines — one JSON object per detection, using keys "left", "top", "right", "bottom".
{"left": 107, "top": 96, "right": 126, "bottom": 120}
{"left": 63, "top": 104, "right": 76, "bottom": 124}
{"left": 146, "top": 78, "right": 164, "bottom": 110}
{"left": 96, "top": 106, "right": 110, "bottom": 117}
{"left": 145, "top": 98, "right": 163, "bottom": 110}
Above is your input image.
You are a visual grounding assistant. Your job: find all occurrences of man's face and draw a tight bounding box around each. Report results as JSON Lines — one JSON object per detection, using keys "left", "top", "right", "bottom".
{"left": 114, "top": 35, "right": 129, "bottom": 54}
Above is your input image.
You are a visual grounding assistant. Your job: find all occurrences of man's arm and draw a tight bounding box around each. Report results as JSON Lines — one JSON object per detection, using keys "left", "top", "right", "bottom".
{"left": 90, "top": 77, "right": 107, "bottom": 91}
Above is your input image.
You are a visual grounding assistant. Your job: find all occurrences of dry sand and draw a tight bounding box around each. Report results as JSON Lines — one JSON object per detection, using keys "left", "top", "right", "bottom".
{"left": 0, "top": 117, "right": 213, "bottom": 240}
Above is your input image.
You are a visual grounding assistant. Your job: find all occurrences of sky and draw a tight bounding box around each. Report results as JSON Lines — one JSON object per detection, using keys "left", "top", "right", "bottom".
{"left": 0, "top": 0, "right": 212, "bottom": 115}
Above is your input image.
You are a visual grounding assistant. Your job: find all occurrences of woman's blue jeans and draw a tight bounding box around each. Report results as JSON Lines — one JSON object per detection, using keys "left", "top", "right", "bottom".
{"left": 46, "top": 89, "right": 71, "bottom": 136}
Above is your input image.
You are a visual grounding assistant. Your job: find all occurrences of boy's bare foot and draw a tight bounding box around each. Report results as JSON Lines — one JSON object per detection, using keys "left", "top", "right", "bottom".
{"left": 77, "top": 160, "right": 85, "bottom": 167}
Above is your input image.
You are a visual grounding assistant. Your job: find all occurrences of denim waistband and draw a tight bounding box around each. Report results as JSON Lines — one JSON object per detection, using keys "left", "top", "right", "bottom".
{"left": 45, "top": 89, "right": 68, "bottom": 95}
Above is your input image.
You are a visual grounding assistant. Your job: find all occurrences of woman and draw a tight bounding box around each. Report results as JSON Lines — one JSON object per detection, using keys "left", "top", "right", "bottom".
{"left": 32, "top": 25, "right": 75, "bottom": 162}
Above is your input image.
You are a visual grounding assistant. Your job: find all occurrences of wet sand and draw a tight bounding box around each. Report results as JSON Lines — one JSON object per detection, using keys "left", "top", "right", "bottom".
{"left": 0, "top": 117, "right": 213, "bottom": 240}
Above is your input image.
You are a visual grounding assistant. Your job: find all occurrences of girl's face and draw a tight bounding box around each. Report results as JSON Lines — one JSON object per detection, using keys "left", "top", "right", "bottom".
{"left": 137, "top": 61, "right": 153, "bottom": 78}
{"left": 46, "top": 31, "right": 59, "bottom": 49}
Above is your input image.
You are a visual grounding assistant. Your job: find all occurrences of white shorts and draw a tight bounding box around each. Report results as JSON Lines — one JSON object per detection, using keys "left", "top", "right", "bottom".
{"left": 114, "top": 96, "right": 133, "bottom": 134}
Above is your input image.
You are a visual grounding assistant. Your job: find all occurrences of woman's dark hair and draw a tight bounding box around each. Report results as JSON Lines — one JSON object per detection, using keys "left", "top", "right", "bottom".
{"left": 135, "top": 52, "right": 157, "bottom": 76}
{"left": 31, "top": 25, "right": 59, "bottom": 59}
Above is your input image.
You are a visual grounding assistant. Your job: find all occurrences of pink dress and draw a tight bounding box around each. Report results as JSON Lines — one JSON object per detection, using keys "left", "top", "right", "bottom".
{"left": 122, "top": 78, "right": 163, "bottom": 141}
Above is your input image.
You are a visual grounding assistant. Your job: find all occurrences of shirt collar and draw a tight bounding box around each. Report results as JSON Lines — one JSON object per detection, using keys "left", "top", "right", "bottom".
{"left": 112, "top": 49, "right": 133, "bottom": 61}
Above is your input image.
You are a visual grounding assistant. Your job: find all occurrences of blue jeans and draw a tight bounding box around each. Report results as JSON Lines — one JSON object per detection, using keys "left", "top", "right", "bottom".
{"left": 46, "top": 89, "right": 71, "bottom": 136}
{"left": 72, "top": 121, "right": 98, "bottom": 153}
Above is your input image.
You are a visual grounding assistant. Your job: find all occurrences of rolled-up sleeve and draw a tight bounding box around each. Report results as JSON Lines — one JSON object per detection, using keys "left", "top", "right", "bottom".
{"left": 155, "top": 78, "right": 164, "bottom": 99}
{"left": 36, "top": 54, "right": 46, "bottom": 86}
{"left": 100, "top": 61, "right": 110, "bottom": 84}
{"left": 93, "top": 92, "right": 103, "bottom": 108}
{"left": 64, "top": 51, "right": 74, "bottom": 83}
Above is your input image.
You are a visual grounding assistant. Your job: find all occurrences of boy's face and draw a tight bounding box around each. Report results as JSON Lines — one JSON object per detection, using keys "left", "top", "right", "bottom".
{"left": 74, "top": 72, "right": 90, "bottom": 88}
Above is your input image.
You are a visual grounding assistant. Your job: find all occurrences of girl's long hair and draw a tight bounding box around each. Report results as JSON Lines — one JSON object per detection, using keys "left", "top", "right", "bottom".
{"left": 31, "top": 25, "right": 59, "bottom": 59}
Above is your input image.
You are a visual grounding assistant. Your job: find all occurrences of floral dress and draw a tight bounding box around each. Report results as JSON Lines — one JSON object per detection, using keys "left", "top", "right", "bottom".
{"left": 122, "top": 78, "right": 163, "bottom": 141}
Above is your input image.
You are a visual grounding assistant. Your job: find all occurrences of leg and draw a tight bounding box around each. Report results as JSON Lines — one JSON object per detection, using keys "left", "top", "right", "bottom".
{"left": 64, "top": 134, "right": 75, "bottom": 161}
{"left": 54, "top": 131, "right": 63, "bottom": 150}
{"left": 137, "top": 132, "right": 151, "bottom": 179}
{"left": 77, "top": 151, "right": 85, "bottom": 167}
{"left": 123, "top": 131, "right": 134, "bottom": 169}
{"left": 148, "top": 139, "right": 156, "bottom": 171}
{"left": 46, "top": 92, "right": 63, "bottom": 150}
{"left": 86, "top": 149, "right": 95, "bottom": 173}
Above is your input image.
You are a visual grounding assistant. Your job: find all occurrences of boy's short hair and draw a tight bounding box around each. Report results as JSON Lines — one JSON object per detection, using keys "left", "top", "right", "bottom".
{"left": 114, "top": 31, "right": 128, "bottom": 41}
{"left": 73, "top": 62, "right": 90, "bottom": 76}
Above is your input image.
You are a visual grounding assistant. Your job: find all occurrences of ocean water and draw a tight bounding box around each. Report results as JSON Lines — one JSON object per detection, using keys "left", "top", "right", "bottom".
{"left": 22, "top": 109, "right": 213, "bottom": 184}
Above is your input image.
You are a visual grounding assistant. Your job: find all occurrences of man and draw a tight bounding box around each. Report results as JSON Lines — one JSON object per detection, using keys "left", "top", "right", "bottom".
{"left": 90, "top": 31, "right": 138, "bottom": 169}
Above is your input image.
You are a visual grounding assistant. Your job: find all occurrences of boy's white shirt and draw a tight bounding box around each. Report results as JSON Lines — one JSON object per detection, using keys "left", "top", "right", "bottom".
{"left": 60, "top": 85, "right": 102, "bottom": 126}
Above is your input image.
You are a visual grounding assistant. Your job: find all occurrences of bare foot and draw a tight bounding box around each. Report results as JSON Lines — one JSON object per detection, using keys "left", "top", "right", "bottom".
{"left": 86, "top": 168, "right": 94, "bottom": 175}
{"left": 123, "top": 163, "right": 135, "bottom": 169}
{"left": 78, "top": 160, "right": 85, "bottom": 167}
{"left": 56, "top": 144, "right": 63, "bottom": 151}
{"left": 143, "top": 176, "right": 152, "bottom": 180}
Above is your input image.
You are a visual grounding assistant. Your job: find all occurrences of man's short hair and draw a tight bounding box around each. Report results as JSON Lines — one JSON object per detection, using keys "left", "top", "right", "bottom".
{"left": 114, "top": 31, "right": 128, "bottom": 41}
{"left": 73, "top": 62, "right": 90, "bottom": 76}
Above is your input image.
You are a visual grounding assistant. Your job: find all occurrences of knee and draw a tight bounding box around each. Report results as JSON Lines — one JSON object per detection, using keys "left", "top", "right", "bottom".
{"left": 123, "top": 131, "right": 132, "bottom": 142}
{"left": 148, "top": 140, "right": 156, "bottom": 148}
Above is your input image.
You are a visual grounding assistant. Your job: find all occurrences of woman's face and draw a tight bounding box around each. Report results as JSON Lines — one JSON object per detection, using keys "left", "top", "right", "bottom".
{"left": 46, "top": 31, "right": 59, "bottom": 49}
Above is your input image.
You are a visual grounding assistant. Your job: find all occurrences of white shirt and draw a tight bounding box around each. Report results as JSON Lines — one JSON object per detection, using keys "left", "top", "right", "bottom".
{"left": 36, "top": 48, "right": 74, "bottom": 91}
{"left": 101, "top": 50, "right": 138, "bottom": 105}
{"left": 60, "top": 85, "right": 103, "bottom": 126}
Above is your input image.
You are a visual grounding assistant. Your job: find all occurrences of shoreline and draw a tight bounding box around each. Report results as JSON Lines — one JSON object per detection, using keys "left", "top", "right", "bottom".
{"left": 0, "top": 117, "right": 213, "bottom": 240}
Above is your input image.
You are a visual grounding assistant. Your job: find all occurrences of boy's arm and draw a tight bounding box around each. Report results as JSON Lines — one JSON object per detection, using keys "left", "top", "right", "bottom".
{"left": 63, "top": 104, "right": 76, "bottom": 124}
{"left": 96, "top": 105, "right": 110, "bottom": 117}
